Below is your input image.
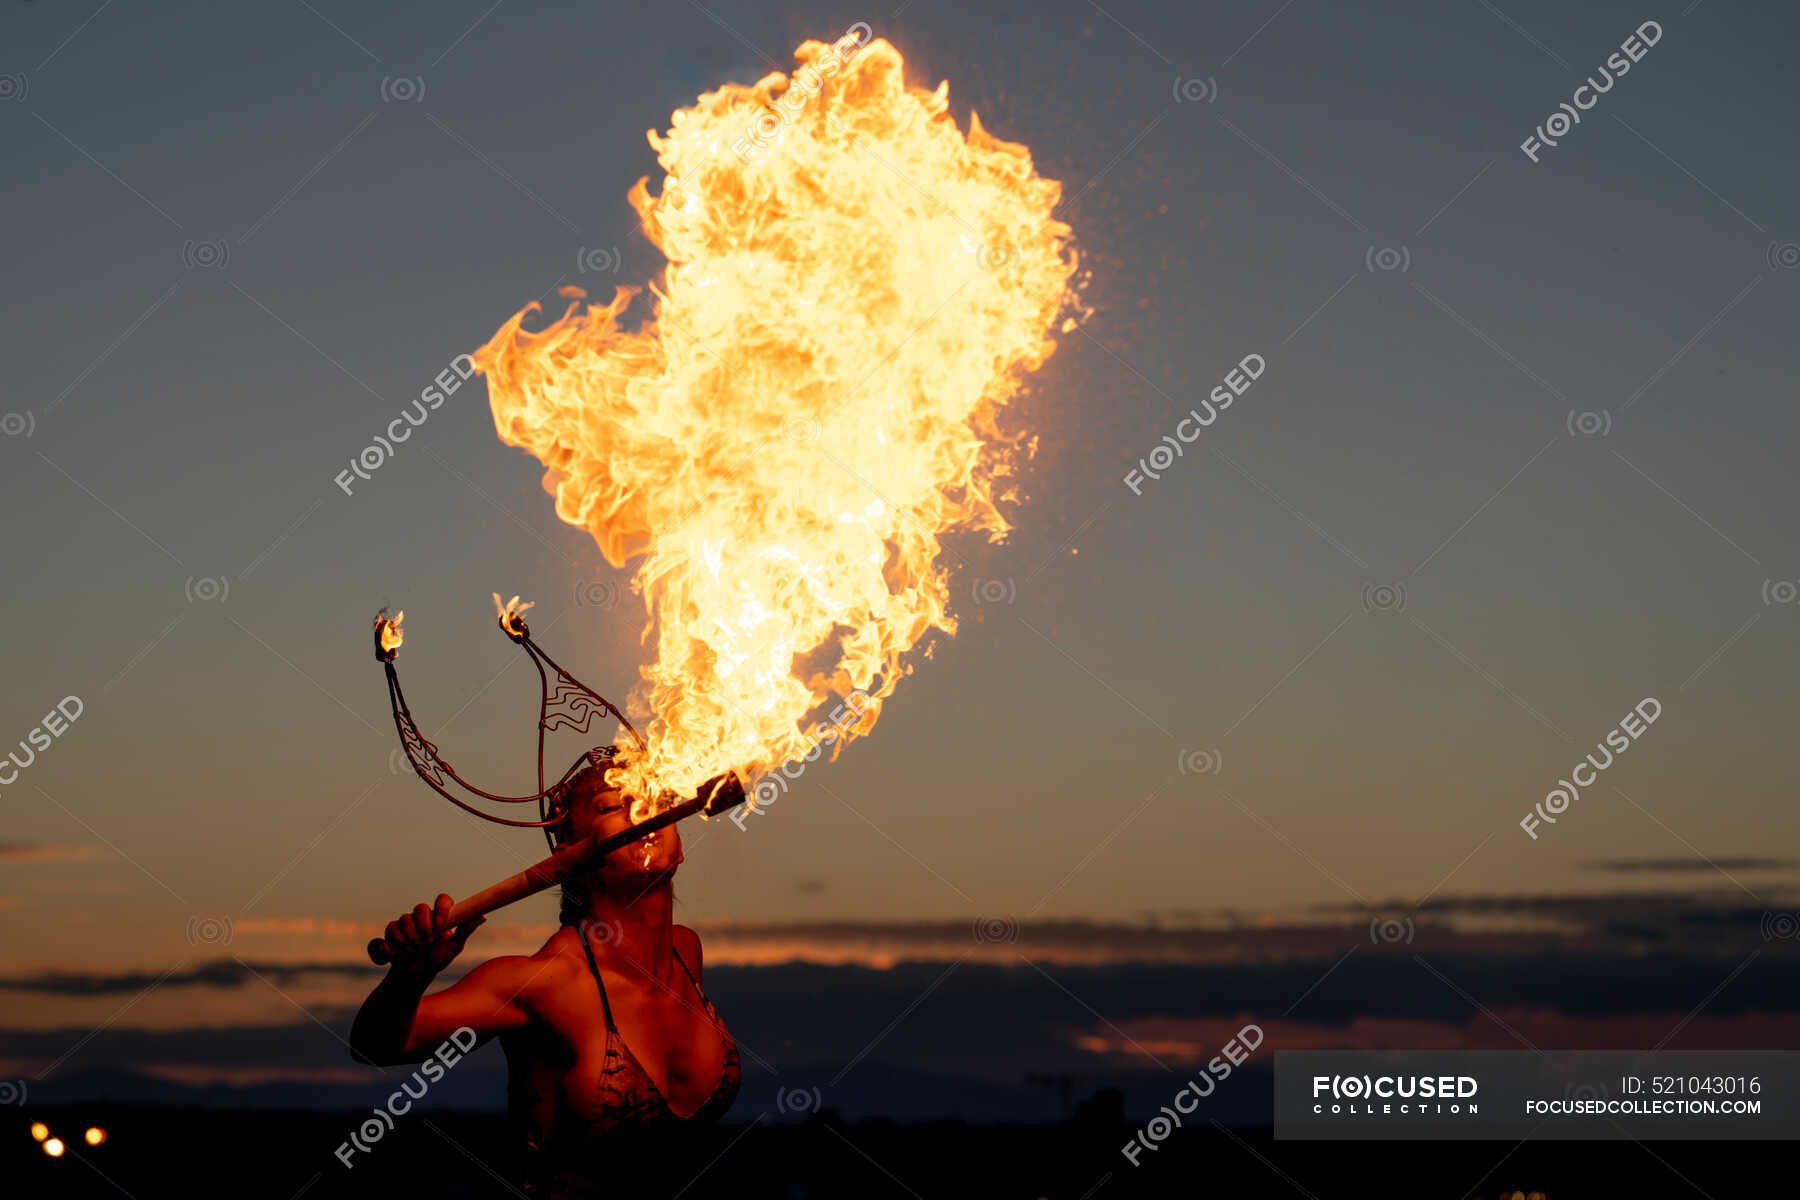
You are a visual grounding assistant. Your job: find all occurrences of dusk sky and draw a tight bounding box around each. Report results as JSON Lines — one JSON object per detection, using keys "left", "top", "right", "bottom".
{"left": 3, "top": 0, "right": 1799, "bottom": 1134}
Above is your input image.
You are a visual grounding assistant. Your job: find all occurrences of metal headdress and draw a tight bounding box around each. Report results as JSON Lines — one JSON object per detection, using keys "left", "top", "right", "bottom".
{"left": 373, "top": 597, "right": 643, "bottom": 851}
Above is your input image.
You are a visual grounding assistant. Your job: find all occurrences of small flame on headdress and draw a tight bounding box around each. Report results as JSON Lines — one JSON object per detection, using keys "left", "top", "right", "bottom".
{"left": 492, "top": 593, "right": 536, "bottom": 637}
{"left": 374, "top": 609, "right": 405, "bottom": 657}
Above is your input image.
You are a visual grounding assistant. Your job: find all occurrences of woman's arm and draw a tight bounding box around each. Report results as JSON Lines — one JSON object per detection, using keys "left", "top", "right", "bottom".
{"left": 350, "top": 893, "right": 533, "bottom": 1065}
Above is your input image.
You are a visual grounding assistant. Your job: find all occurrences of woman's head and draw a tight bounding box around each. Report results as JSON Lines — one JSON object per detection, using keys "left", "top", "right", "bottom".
{"left": 554, "top": 756, "right": 682, "bottom": 924}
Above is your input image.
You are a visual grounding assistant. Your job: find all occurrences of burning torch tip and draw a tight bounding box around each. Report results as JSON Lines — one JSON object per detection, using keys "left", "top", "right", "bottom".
{"left": 373, "top": 609, "right": 404, "bottom": 662}
{"left": 700, "top": 772, "right": 748, "bottom": 816}
{"left": 492, "top": 593, "right": 535, "bottom": 642}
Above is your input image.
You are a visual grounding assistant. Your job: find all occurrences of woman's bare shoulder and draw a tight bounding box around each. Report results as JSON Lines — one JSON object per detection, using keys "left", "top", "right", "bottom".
{"left": 462, "top": 928, "right": 582, "bottom": 996}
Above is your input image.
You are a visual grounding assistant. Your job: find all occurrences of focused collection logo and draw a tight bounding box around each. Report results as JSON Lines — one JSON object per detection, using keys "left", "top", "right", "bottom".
{"left": 1311, "top": 1074, "right": 1480, "bottom": 1117}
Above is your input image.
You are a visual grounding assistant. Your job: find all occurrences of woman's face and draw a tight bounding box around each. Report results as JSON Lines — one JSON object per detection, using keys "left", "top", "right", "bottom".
{"left": 564, "top": 767, "right": 682, "bottom": 888}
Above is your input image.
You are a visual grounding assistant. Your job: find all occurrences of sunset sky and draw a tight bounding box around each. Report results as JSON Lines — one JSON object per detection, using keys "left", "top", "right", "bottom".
{"left": 3, "top": 0, "right": 1798, "bottom": 1126}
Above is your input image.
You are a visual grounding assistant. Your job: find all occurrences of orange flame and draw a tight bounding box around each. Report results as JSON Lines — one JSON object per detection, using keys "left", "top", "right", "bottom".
{"left": 474, "top": 35, "right": 1078, "bottom": 804}
{"left": 493, "top": 593, "right": 535, "bottom": 638}
{"left": 374, "top": 610, "right": 404, "bottom": 655}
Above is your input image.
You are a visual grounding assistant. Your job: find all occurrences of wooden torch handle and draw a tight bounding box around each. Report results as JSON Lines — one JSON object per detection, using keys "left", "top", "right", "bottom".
{"left": 366, "top": 773, "right": 746, "bottom": 965}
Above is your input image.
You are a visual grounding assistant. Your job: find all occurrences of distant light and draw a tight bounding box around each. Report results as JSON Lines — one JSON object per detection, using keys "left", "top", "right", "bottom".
{"left": 84, "top": 1126, "right": 107, "bottom": 1146}
{"left": 43, "top": 1137, "right": 66, "bottom": 1157}
{"left": 30, "top": 1121, "right": 49, "bottom": 1142}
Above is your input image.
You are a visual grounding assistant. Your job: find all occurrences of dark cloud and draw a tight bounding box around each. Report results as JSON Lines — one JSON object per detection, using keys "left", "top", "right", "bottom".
{"left": 0, "top": 959, "right": 375, "bottom": 996}
{"left": 1583, "top": 857, "right": 1797, "bottom": 873}
{"left": 1309, "top": 888, "right": 1800, "bottom": 949}
{"left": 6, "top": 883, "right": 1800, "bottom": 1117}
{"left": 9, "top": 948, "right": 1800, "bottom": 1116}
{"left": 10, "top": 888, "right": 1800, "bottom": 1004}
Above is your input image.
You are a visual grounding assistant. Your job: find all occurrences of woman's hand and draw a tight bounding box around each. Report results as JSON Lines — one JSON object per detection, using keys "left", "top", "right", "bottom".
{"left": 351, "top": 898, "right": 532, "bottom": 1066}
{"left": 383, "top": 893, "right": 485, "bottom": 978}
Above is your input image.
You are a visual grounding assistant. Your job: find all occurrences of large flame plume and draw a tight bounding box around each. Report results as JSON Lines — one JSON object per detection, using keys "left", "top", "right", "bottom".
{"left": 473, "top": 33, "right": 1078, "bottom": 807}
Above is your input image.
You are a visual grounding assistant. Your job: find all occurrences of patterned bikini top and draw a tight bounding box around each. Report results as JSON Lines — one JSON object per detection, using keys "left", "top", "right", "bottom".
{"left": 577, "top": 932, "right": 741, "bottom": 1129}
